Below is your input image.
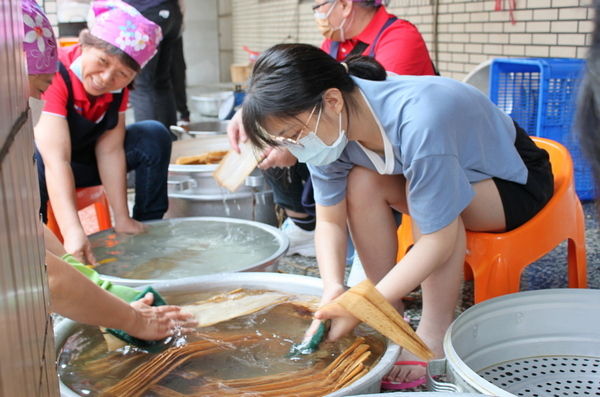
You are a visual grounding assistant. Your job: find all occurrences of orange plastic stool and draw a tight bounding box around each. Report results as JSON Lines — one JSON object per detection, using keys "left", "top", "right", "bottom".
{"left": 396, "top": 137, "right": 587, "bottom": 303}
{"left": 57, "top": 36, "right": 78, "bottom": 47}
{"left": 46, "top": 186, "right": 112, "bottom": 242}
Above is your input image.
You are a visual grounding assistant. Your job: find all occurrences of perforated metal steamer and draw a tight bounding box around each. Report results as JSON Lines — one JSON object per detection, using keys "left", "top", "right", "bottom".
{"left": 427, "top": 289, "right": 600, "bottom": 396}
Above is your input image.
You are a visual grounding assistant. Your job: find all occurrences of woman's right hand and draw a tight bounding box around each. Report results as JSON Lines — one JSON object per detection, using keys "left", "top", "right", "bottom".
{"left": 227, "top": 109, "right": 247, "bottom": 153}
{"left": 63, "top": 229, "right": 97, "bottom": 266}
{"left": 303, "top": 284, "right": 347, "bottom": 341}
{"left": 314, "top": 299, "right": 360, "bottom": 342}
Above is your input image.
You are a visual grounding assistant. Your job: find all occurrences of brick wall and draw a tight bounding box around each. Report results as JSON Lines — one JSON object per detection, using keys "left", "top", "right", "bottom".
{"left": 231, "top": 0, "right": 593, "bottom": 80}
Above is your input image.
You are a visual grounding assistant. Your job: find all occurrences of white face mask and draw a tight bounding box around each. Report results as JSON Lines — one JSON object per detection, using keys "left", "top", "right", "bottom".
{"left": 314, "top": 0, "right": 347, "bottom": 42}
{"left": 28, "top": 96, "right": 46, "bottom": 127}
{"left": 287, "top": 106, "right": 348, "bottom": 166}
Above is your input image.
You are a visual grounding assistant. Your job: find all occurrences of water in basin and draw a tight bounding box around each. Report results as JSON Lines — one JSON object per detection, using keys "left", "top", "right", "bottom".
{"left": 58, "top": 289, "right": 386, "bottom": 396}
{"left": 91, "top": 219, "right": 282, "bottom": 280}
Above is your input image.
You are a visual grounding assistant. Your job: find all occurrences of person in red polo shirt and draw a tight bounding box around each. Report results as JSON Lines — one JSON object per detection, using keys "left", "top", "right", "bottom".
{"left": 35, "top": 0, "right": 171, "bottom": 266}
{"left": 317, "top": 0, "right": 435, "bottom": 75}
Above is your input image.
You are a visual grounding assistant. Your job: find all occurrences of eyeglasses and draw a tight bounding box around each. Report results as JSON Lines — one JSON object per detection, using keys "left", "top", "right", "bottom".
{"left": 269, "top": 105, "right": 320, "bottom": 148}
{"left": 312, "top": 0, "right": 335, "bottom": 12}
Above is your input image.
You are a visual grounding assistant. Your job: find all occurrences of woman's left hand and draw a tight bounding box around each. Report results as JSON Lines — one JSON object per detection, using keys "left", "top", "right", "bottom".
{"left": 126, "top": 293, "right": 197, "bottom": 341}
{"left": 114, "top": 217, "right": 146, "bottom": 234}
{"left": 314, "top": 302, "right": 360, "bottom": 342}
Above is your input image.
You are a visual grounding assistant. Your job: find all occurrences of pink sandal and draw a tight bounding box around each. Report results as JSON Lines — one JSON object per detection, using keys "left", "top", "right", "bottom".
{"left": 380, "top": 360, "right": 427, "bottom": 390}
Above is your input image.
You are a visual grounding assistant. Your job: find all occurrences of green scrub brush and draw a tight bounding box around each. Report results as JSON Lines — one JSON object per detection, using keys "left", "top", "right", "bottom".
{"left": 61, "top": 253, "right": 171, "bottom": 352}
{"left": 288, "top": 320, "right": 330, "bottom": 357}
{"left": 105, "top": 286, "right": 170, "bottom": 353}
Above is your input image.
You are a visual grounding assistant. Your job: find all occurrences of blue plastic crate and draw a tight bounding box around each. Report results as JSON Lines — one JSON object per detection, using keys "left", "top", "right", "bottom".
{"left": 489, "top": 58, "right": 593, "bottom": 200}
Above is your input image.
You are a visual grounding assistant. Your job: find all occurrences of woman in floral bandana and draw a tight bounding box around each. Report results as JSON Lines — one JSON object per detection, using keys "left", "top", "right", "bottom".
{"left": 22, "top": 0, "right": 194, "bottom": 342}
{"left": 22, "top": 0, "right": 57, "bottom": 99}
{"left": 34, "top": 0, "right": 170, "bottom": 266}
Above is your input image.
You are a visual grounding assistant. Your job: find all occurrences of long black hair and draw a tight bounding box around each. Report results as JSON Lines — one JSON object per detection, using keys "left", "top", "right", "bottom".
{"left": 576, "top": 0, "right": 600, "bottom": 196}
{"left": 242, "top": 43, "right": 386, "bottom": 149}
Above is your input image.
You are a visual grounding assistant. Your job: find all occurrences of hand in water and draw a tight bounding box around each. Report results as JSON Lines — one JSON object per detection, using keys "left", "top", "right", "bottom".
{"left": 64, "top": 229, "right": 97, "bottom": 266}
{"left": 289, "top": 320, "right": 330, "bottom": 357}
{"left": 303, "top": 284, "right": 353, "bottom": 342}
{"left": 314, "top": 303, "right": 360, "bottom": 342}
{"left": 125, "top": 292, "right": 197, "bottom": 341}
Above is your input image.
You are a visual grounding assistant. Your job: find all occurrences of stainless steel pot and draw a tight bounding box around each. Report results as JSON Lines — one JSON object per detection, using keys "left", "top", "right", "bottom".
{"left": 427, "top": 289, "right": 600, "bottom": 396}
{"left": 167, "top": 135, "right": 277, "bottom": 225}
{"left": 55, "top": 272, "right": 401, "bottom": 397}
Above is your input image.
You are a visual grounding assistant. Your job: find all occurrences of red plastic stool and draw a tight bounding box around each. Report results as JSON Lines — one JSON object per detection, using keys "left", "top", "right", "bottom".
{"left": 46, "top": 186, "right": 112, "bottom": 242}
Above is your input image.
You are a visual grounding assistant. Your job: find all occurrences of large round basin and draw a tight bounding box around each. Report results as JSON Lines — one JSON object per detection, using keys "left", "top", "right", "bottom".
{"left": 90, "top": 217, "right": 289, "bottom": 286}
{"left": 55, "top": 272, "right": 401, "bottom": 397}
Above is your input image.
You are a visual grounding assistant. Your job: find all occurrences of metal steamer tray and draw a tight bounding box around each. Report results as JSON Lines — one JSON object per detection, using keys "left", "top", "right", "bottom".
{"left": 427, "top": 289, "right": 600, "bottom": 396}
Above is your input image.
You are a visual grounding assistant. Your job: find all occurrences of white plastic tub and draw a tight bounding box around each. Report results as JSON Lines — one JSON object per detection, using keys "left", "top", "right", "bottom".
{"left": 428, "top": 289, "right": 600, "bottom": 396}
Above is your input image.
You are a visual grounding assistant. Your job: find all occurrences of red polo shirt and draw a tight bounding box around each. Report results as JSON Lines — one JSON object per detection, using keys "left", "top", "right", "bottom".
{"left": 321, "top": 7, "right": 435, "bottom": 76}
{"left": 42, "top": 44, "right": 129, "bottom": 123}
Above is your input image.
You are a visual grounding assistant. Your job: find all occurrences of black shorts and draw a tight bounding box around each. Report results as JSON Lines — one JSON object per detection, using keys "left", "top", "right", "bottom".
{"left": 492, "top": 122, "right": 554, "bottom": 231}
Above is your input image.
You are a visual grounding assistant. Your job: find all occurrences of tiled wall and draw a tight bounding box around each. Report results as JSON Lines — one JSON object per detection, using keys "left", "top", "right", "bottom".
{"left": 231, "top": 0, "right": 593, "bottom": 80}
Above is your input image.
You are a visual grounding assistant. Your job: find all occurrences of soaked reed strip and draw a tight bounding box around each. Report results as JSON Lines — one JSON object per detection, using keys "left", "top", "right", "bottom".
{"left": 187, "top": 337, "right": 372, "bottom": 397}
{"left": 102, "top": 333, "right": 260, "bottom": 397}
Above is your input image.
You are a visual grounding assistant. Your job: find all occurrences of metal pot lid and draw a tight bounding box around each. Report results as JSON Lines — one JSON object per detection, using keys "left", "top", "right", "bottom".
{"left": 90, "top": 217, "right": 289, "bottom": 285}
